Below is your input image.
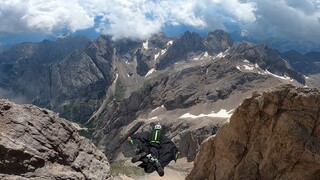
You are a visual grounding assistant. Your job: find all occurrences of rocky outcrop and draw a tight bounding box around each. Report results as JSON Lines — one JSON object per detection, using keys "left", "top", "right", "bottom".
{"left": 0, "top": 99, "right": 111, "bottom": 179}
{"left": 187, "top": 85, "right": 320, "bottom": 180}
{"left": 228, "top": 42, "right": 305, "bottom": 84}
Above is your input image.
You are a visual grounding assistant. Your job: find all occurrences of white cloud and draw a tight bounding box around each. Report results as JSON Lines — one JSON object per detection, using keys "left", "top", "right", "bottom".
{"left": 92, "top": 0, "right": 256, "bottom": 40}
{"left": 247, "top": 0, "right": 320, "bottom": 42}
{"left": 95, "top": 0, "right": 163, "bottom": 40}
{"left": 0, "top": 0, "right": 319, "bottom": 42}
{"left": 0, "top": 0, "right": 94, "bottom": 33}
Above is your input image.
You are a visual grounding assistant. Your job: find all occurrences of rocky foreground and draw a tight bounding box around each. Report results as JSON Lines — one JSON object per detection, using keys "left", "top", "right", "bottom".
{"left": 187, "top": 84, "right": 320, "bottom": 180}
{"left": 0, "top": 99, "right": 111, "bottom": 180}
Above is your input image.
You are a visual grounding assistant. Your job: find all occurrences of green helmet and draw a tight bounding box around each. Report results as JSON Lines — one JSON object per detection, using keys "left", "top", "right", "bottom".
{"left": 151, "top": 123, "right": 162, "bottom": 144}
{"left": 154, "top": 123, "right": 162, "bottom": 130}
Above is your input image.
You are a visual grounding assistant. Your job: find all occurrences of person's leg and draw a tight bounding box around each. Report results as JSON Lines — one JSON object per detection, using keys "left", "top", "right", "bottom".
{"left": 149, "top": 147, "right": 159, "bottom": 159}
{"left": 131, "top": 151, "right": 147, "bottom": 163}
{"left": 148, "top": 147, "right": 164, "bottom": 176}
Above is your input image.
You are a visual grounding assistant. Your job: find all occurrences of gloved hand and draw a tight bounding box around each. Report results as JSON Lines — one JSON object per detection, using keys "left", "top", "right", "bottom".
{"left": 175, "top": 151, "right": 180, "bottom": 162}
{"left": 127, "top": 136, "right": 134, "bottom": 145}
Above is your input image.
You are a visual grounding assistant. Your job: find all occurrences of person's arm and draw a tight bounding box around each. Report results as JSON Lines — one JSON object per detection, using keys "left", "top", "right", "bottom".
{"left": 131, "top": 131, "right": 150, "bottom": 142}
{"left": 128, "top": 131, "right": 150, "bottom": 152}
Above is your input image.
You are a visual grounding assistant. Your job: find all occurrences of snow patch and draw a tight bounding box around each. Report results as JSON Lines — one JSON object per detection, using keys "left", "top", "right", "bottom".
{"left": 151, "top": 107, "right": 161, "bottom": 113}
{"left": 237, "top": 63, "right": 255, "bottom": 72}
{"left": 143, "top": 39, "right": 149, "bottom": 50}
{"left": 114, "top": 73, "right": 119, "bottom": 83}
{"left": 154, "top": 52, "right": 160, "bottom": 60}
{"left": 161, "top": 49, "right": 167, "bottom": 55}
{"left": 193, "top": 56, "right": 200, "bottom": 60}
{"left": 203, "top": 52, "right": 209, "bottom": 57}
{"left": 216, "top": 52, "right": 224, "bottom": 58}
{"left": 265, "top": 70, "right": 292, "bottom": 81}
{"left": 243, "top": 65, "right": 254, "bottom": 71}
{"left": 215, "top": 49, "right": 229, "bottom": 59}
{"left": 243, "top": 59, "right": 250, "bottom": 63}
{"left": 149, "top": 116, "right": 158, "bottom": 121}
{"left": 179, "top": 109, "right": 233, "bottom": 119}
{"left": 145, "top": 68, "right": 156, "bottom": 77}
{"left": 151, "top": 105, "right": 166, "bottom": 113}
{"left": 167, "top": 40, "right": 173, "bottom": 46}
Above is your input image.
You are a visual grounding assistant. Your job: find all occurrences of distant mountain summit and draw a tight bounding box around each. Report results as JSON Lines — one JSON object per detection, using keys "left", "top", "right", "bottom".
{"left": 281, "top": 50, "right": 320, "bottom": 75}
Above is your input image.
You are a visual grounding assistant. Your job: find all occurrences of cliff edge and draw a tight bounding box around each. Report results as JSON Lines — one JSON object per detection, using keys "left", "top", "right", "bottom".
{"left": 0, "top": 99, "right": 111, "bottom": 180}
{"left": 187, "top": 85, "right": 320, "bottom": 180}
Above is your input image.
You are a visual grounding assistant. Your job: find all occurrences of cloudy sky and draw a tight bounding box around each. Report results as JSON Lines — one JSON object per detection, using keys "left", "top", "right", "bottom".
{"left": 0, "top": 0, "right": 319, "bottom": 44}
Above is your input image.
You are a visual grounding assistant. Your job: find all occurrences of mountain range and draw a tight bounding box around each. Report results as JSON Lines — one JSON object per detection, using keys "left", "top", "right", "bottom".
{"left": 0, "top": 29, "right": 320, "bottom": 170}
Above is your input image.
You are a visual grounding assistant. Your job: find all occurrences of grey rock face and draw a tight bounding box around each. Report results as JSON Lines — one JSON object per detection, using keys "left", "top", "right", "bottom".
{"left": 0, "top": 99, "right": 111, "bottom": 180}
{"left": 0, "top": 36, "right": 114, "bottom": 122}
{"left": 187, "top": 85, "right": 320, "bottom": 180}
{"left": 228, "top": 42, "right": 305, "bottom": 84}
{"left": 51, "top": 51, "right": 105, "bottom": 99}
{"left": 156, "top": 30, "right": 234, "bottom": 70}
{"left": 203, "top": 29, "right": 234, "bottom": 55}
{"left": 0, "top": 36, "right": 90, "bottom": 91}
{"left": 156, "top": 31, "right": 205, "bottom": 70}
{"left": 134, "top": 33, "right": 173, "bottom": 76}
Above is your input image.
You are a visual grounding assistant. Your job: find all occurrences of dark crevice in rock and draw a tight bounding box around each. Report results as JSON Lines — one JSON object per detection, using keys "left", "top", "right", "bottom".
{"left": 0, "top": 104, "right": 11, "bottom": 111}
{"left": 0, "top": 145, "right": 45, "bottom": 175}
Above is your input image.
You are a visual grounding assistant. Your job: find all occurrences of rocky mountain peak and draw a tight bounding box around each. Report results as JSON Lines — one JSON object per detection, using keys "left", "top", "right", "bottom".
{"left": 228, "top": 42, "right": 306, "bottom": 84}
{"left": 187, "top": 85, "right": 320, "bottom": 180}
{"left": 280, "top": 50, "right": 320, "bottom": 75}
{"left": 204, "top": 29, "right": 234, "bottom": 55}
{"left": 155, "top": 31, "right": 204, "bottom": 69}
{"left": 0, "top": 99, "right": 111, "bottom": 179}
{"left": 177, "top": 31, "right": 205, "bottom": 52}
{"left": 148, "top": 32, "right": 171, "bottom": 49}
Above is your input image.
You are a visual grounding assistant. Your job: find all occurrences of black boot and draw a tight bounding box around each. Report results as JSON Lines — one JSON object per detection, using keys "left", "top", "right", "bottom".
{"left": 155, "top": 161, "right": 164, "bottom": 176}
{"left": 131, "top": 152, "right": 147, "bottom": 163}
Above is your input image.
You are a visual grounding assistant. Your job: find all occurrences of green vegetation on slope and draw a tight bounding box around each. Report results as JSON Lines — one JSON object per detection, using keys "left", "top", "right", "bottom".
{"left": 110, "top": 160, "right": 145, "bottom": 178}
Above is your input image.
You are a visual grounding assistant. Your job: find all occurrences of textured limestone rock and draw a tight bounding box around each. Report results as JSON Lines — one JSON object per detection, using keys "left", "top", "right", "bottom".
{"left": 0, "top": 99, "right": 111, "bottom": 180}
{"left": 187, "top": 85, "right": 320, "bottom": 180}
